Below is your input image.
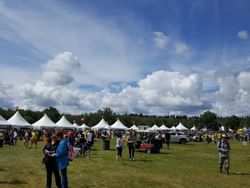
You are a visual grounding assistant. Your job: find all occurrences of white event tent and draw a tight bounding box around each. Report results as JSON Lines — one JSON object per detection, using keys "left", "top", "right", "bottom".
{"left": 91, "top": 118, "right": 110, "bottom": 130}
{"left": 110, "top": 119, "right": 128, "bottom": 130}
{"left": 73, "top": 122, "right": 80, "bottom": 129}
{"left": 175, "top": 122, "right": 188, "bottom": 131}
{"left": 56, "top": 115, "right": 74, "bottom": 129}
{"left": 170, "top": 126, "right": 176, "bottom": 131}
{"left": 0, "top": 115, "right": 10, "bottom": 127}
{"left": 130, "top": 124, "right": 139, "bottom": 131}
{"left": 32, "top": 114, "right": 57, "bottom": 129}
{"left": 79, "top": 123, "right": 89, "bottom": 130}
{"left": 148, "top": 124, "right": 161, "bottom": 131}
{"left": 160, "top": 124, "right": 169, "bottom": 131}
{"left": 7, "top": 111, "right": 32, "bottom": 128}
{"left": 220, "top": 126, "right": 225, "bottom": 132}
{"left": 190, "top": 126, "right": 197, "bottom": 131}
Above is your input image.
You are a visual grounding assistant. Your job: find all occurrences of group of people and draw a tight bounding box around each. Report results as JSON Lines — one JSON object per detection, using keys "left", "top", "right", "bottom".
{"left": 23, "top": 129, "right": 39, "bottom": 149}
{"left": 0, "top": 128, "right": 18, "bottom": 146}
{"left": 0, "top": 128, "right": 41, "bottom": 149}
{"left": 43, "top": 131, "right": 71, "bottom": 188}
{"left": 114, "top": 130, "right": 171, "bottom": 161}
{"left": 0, "top": 127, "right": 236, "bottom": 188}
{"left": 42, "top": 129, "right": 141, "bottom": 188}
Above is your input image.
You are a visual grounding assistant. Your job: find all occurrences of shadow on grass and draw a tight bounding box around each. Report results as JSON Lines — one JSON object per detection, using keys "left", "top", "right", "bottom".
{"left": 0, "top": 179, "right": 27, "bottom": 185}
{"left": 122, "top": 159, "right": 153, "bottom": 162}
{"left": 185, "top": 143, "right": 197, "bottom": 145}
{"left": 76, "top": 154, "right": 103, "bottom": 159}
{"left": 135, "top": 159, "right": 153, "bottom": 162}
{"left": 105, "top": 148, "right": 116, "bottom": 151}
{"left": 230, "top": 172, "right": 250, "bottom": 176}
{"left": 157, "top": 151, "right": 171, "bottom": 155}
{"left": 137, "top": 151, "right": 170, "bottom": 155}
{"left": 0, "top": 168, "right": 5, "bottom": 171}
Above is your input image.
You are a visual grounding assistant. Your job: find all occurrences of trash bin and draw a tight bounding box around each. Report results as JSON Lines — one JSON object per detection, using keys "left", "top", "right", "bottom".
{"left": 103, "top": 140, "right": 110, "bottom": 150}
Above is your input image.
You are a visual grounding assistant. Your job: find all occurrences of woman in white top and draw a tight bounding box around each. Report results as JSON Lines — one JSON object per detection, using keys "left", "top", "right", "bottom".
{"left": 116, "top": 132, "right": 123, "bottom": 160}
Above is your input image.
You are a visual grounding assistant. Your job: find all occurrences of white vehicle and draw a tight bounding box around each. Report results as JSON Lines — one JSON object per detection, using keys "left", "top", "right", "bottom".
{"left": 170, "top": 132, "right": 188, "bottom": 144}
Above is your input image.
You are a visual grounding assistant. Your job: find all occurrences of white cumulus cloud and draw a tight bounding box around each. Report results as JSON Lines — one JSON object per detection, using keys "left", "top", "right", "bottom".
{"left": 0, "top": 81, "right": 14, "bottom": 108}
{"left": 216, "top": 76, "right": 239, "bottom": 102}
{"left": 2, "top": 67, "right": 250, "bottom": 116}
{"left": 211, "top": 73, "right": 250, "bottom": 116}
{"left": 153, "top": 32, "right": 170, "bottom": 49}
{"left": 10, "top": 68, "right": 210, "bottom": 115}
{"left": 238, "top": 72, "right": 250, "bottom": 91}
{"left": 175, "top": 42, "right": 189, "bottom": 54}
{"left": 238, "top": 30, "right": 248, "bottom": 40}
{"left": 42, "top": 52, "right": 81, "bottom": 86}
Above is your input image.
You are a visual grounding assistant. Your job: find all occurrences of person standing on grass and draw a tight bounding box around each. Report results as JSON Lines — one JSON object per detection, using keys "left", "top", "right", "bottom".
{"left": 52, "top": 131, "right": 70, "bottom": 188}
{"left": 43, "top": 135, "right": 61, "bottom": 188}
{"left": 13, "top": 129, "right": 18, "bottom": 146}
{"left": 86, "top": 130, "right": 94, "bottom": 156}
{"left": 217, "top": 134, "right": 231, "bottom": 175}
{"left": 23, "top": 130, "right": 29, "bottom": 148}
{"left": 115, "top": 132, "right": 123, "bottom": 160}
{"left": 127, "top": 131, "right": 136, "bottom": 160}
{"left": 30, "top": 129, "right": 38, "bottom": 149}
{"left": 27, "top": 129, "right": 32, "bottom": 148}
{"left": 165, "top": 131, "right": 171, "bottom": 149}
{"left": 0, "top": 130, "right": 4, "bottom": 147}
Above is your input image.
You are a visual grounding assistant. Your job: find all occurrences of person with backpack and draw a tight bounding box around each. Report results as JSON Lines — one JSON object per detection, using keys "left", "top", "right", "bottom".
{"left": 217, "top": 134, "right": 231, "bottom": 175}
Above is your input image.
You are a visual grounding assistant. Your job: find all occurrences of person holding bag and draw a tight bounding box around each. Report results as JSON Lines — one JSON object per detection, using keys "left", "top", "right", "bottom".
{"left": 43, "top": 135, "right": 61, "bottom": 188}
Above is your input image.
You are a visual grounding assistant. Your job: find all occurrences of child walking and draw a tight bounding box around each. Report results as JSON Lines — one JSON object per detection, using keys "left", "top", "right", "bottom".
{"left": 116, "top": 132, "right": 123, "bottom": 160}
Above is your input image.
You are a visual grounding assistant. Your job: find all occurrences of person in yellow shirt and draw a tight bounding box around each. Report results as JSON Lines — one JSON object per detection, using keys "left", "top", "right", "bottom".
{"left": 30, "top": 130, "right": 38, "bottom": 149}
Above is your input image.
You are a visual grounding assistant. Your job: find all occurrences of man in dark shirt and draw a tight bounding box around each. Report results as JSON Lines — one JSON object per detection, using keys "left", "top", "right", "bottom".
{"left": 165, "top": 131, "right": 171, "bottom": 149}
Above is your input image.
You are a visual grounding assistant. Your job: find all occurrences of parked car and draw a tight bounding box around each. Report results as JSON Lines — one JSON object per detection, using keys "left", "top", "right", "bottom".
{"left": 170, "top": 132, "right": 188, "bottom": 144}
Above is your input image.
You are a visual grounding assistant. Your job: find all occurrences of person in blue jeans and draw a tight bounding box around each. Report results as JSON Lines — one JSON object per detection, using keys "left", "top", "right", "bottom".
{"left": 53, "top": 131, "right": 69, "bottom": 188}
{"left": 127, "top": 131, "right": 136, "bottom": 160}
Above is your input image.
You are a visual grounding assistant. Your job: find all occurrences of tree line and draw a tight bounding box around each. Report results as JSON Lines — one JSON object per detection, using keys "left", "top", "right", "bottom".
{"left": 0, "top": 107, "right": 250, "bottom": 131}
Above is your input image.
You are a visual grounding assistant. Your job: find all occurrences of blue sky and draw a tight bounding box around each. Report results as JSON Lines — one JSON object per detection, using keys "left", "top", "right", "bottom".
{"left": 0, "top": 0, "right": 250, "bottom": 116}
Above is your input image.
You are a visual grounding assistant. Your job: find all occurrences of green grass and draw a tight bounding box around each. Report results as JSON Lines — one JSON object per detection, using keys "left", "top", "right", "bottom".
{"left": 0, "top": 140, "right": 250, "bottom": 188}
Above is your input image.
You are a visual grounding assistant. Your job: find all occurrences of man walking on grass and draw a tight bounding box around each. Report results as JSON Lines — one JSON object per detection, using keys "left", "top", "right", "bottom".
{"left": 217, "top": 134, "right": 231, "bottom": 175}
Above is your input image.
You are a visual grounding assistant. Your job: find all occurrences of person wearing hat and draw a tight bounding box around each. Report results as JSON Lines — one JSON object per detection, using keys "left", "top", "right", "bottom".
{"left": 217, "top": 134, "right": 231, "bottom": 175}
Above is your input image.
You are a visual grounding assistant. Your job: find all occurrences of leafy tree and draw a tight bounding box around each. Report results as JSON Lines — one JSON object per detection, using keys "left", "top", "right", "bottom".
{"left": 97, "top": 107, "right": 116, "bottom": 124}
{"left": 224, "top": 115, "right": 240, "bottom": 130}
{"left": 42, "top": 106, "right": 61, "bottom": 122}
{"left": 200, "top": 111, "right": 219, "bottom": 130}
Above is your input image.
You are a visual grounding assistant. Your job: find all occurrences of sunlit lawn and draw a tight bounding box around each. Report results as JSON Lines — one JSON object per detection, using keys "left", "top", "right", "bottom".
{"left": 0, "top": 139, "right": 250, "bottom": 188}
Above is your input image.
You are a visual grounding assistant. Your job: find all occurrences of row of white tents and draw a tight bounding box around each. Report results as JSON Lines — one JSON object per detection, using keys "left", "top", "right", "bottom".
{"left": 0, "top": 111, "right": 90, "bottom": 130}
{"left": 0, "top": 111, "right": 192, "bottom": 131}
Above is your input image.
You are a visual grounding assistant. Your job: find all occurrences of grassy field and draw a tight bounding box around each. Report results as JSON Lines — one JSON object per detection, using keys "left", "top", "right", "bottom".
{"left": 0, "top": 139, "right": 250, "bottom": 188}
